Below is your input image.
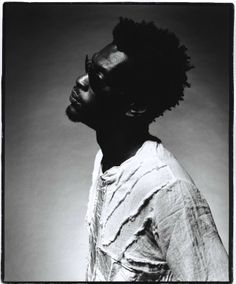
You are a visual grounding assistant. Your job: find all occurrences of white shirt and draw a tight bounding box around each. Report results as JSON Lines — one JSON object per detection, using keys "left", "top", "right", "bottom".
{"left": 86, "top": 140, "right": 228, "bottom": 281}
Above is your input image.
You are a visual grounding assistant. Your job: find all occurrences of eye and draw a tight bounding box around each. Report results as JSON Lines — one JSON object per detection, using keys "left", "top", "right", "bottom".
{"left": 85, "top": 54, "right": 110, "bottom": 93}
{"left": 88, "top": 70, "right": 107, "bottom": 93}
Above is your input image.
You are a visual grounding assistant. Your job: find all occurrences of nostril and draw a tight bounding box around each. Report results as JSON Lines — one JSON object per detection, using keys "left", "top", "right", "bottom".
{"left": 77, "top": 82, "right": 89, "bottom": 92}
{"left": 83, "top": 84, "right": 89, "bottom": 92}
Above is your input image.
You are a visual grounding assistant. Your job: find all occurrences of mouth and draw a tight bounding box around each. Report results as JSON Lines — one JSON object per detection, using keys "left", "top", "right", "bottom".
{"left": 69, "top": 88, "right": 82, "bottom": 106}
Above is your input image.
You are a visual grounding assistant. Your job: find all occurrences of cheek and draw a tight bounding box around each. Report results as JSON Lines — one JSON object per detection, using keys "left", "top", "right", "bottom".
{"left": 83, "top": 88, "right": 106, "bottom": 118}
{"left": 80, "top": 88, "right": 97, "bottom": 106}
{"left": 86, "top": 84, "right": 126, "bottom": 116}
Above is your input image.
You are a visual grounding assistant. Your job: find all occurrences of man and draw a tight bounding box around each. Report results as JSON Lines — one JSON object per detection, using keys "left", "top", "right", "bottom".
{"left": 66, "top": 18, "right": 228, "bottom": 281}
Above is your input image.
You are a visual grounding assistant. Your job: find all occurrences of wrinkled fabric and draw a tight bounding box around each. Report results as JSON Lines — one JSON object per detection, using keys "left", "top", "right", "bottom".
{"left": 85, "top": 140, "right": 228, "bottom": 281}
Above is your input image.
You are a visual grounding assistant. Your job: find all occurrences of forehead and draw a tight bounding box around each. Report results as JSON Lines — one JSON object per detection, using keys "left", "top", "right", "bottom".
{"left": 92, "top": 43, "right": 129, "bottom": 73}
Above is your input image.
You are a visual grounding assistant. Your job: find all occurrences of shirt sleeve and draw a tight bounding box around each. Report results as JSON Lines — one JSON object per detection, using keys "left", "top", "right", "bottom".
{"left": 151, "top": 179, "right": 228, "bottom": 281}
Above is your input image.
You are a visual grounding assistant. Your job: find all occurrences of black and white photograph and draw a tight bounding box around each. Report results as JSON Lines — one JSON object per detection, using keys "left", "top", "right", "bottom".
{"left": 3, "top": 2, "right": 233, "bottom": 282}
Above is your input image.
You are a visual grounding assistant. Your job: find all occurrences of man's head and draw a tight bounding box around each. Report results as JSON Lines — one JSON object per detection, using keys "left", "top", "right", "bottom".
{"left": 66, "top": 17, "right": 193, "bottom": 129}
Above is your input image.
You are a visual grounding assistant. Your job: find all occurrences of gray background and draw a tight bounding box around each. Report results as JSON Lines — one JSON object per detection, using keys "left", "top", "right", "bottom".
{"left": 4, "top": 3, "right": 231, "bottom": 281}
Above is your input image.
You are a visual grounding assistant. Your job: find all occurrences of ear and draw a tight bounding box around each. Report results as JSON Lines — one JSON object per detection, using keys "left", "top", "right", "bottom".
{"left": 125, "top": 102, "right": 148, "bottom": 118}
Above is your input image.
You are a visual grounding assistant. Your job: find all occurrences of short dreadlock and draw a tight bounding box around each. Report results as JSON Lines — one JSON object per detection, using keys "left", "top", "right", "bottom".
{"left": 112, "top": 17, "right": 193, "bottom": 122}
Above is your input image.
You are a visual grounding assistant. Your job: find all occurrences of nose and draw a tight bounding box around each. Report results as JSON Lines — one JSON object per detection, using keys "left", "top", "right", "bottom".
{"left": 75, "top": 74, "right": 89, "bottom": 91}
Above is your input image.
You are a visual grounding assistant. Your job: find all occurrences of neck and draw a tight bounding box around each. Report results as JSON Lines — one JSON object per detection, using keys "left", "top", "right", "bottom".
{"left": 96, "top": 124, "right": 151, "bottom": 173}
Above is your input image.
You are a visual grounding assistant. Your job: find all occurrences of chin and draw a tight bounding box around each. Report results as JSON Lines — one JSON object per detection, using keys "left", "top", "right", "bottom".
{"left": 65, "top": 104, "right": 83, "bottom": 122}
{"left": 65, "top": 104, "right": 98, "bottom": 129}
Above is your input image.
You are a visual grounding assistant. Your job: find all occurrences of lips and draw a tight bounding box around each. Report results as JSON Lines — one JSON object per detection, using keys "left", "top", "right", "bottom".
{"left": 69, "top": 88, "right": 82, "bottom": 106}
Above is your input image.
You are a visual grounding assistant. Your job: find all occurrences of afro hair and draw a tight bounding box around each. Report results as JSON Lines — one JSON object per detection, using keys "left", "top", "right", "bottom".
{"left": 112, "top": 17, "right": 194, "bottom": 122}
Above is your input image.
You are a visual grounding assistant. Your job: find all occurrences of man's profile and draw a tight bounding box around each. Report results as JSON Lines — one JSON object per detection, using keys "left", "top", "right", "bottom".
{"left": 66, "top": 17, "right": 228, "bottom": 281}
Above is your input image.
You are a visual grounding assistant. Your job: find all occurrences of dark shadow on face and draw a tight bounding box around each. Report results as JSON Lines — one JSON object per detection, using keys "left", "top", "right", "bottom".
{"left": 66, "top": 43, "right": 133, "bottom": 130}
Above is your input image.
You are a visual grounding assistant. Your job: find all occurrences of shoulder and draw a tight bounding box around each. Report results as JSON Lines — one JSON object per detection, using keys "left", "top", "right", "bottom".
{"left": 154, "top": 143, "right": 195, "bottom": 184}
{"left": 139, "top": 142, "right": 211, "bottom": 218}
{"left": 136, "top": 142, "right": 196, "bottom": 193}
